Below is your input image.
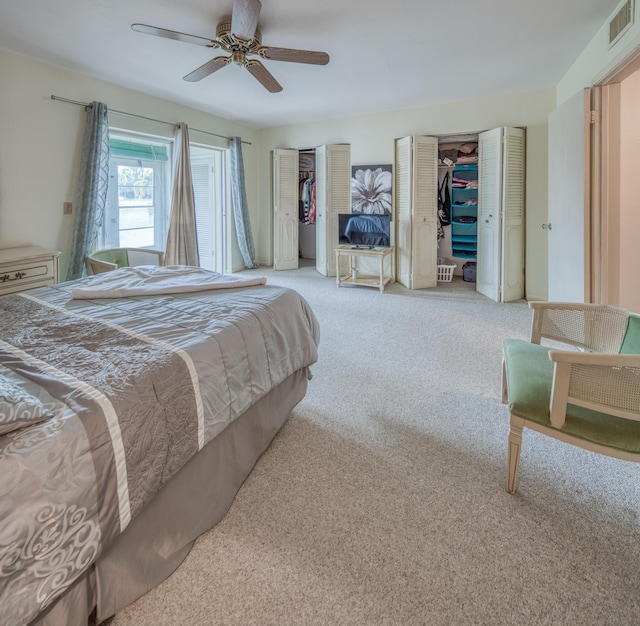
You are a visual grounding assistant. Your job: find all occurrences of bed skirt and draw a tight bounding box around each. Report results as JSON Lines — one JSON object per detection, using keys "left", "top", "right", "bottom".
{"left": 30, "top": 367, "right": 309, "bottom": 626}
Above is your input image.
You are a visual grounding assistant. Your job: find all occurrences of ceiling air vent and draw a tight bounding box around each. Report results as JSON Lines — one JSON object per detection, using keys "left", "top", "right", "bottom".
{"left": 609, "top": 0, "right": 634, "bottom": 48}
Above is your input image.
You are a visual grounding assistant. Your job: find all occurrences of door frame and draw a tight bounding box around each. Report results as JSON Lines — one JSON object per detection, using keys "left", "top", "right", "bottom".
{"left": 592, "top": 45, "right": 640, "bottom": 305}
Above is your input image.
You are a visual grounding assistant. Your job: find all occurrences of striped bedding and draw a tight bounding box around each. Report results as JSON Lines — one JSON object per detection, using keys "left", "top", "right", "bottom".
{"left": 0, "top": 271, "right": 319, "bottom": 625}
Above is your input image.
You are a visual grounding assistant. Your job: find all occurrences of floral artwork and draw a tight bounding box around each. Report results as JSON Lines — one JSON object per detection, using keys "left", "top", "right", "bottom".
{"left": 351, "top": 165, "right": 392, "bottom": 215}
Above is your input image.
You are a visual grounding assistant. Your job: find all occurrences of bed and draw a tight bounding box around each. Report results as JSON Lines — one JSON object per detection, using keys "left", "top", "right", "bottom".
{"left": 0, "top": 266, "right": 320, "bottom": 626}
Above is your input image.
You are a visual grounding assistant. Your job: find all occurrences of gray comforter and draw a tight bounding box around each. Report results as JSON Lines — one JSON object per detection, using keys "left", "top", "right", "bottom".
{"left": 0, "top": 276, "right": 319, "bottom": 625}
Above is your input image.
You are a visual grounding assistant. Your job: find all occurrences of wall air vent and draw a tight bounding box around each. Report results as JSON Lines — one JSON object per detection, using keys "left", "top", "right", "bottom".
{"left": 609, "top": 0, "right": 634, "bottom": 48}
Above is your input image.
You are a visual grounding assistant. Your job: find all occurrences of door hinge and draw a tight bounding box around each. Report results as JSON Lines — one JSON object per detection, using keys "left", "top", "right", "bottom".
{"left": 590, "top": 110, "right": 600, "bottom": 124}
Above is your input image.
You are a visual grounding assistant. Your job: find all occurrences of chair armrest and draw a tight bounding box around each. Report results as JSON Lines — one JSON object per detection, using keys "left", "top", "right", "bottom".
{"left": 547, "top": 349, "right": 640, "bottom": 427}
{"left": 528, "top": 301, "right": 629, "bottom": 353}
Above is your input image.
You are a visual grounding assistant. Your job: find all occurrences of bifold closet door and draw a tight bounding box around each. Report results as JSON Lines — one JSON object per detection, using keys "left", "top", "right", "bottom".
{"left": 394, "top": 135, "right": 438, "bottom": 289}
{"left": 476, "top": 126, "right": 525, "bottom": 302}
{"left": 273, "top": 149, "right": 299, "bottom": 270}
{"left": 315, "top": 144, "right": 351, "bottom": 277}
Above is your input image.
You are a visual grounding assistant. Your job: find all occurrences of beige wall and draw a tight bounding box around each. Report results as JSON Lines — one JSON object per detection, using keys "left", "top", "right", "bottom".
{"left": 0, "top": 49, "right": 258, "bottom": 277}
{"left": 256, "top": 89, "right": 555, "bottom": 301}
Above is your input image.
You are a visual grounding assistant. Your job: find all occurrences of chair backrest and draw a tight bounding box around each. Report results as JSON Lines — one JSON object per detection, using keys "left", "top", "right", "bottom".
{"left": 620, "top": 314, "right": 640, "bottom": 354}
{"left": 86, "top": 248, "right": 164, "bottom": 276}
{"left": 92, "top": 248, "right": 129, "bottom": 268}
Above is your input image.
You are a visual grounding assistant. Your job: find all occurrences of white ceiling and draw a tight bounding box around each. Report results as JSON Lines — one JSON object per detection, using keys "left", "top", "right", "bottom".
{"left": 0, "top": 0, "right": 621, "bottom": 129}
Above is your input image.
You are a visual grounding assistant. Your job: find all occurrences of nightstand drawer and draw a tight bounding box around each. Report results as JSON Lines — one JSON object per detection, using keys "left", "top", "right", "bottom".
{"left": 0, "top": 246, "right": 61, "bottom": 296}
{"left": 0, "top": 260, "right": 55, "bottom": 294}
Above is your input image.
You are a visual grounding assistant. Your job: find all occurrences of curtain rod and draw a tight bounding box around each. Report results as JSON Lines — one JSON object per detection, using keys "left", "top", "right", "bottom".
{"left": 50, "top": 95, "right": 251, "bottom": 145}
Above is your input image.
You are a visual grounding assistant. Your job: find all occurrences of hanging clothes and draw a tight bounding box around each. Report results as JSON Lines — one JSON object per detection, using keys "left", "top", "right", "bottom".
{"left": 437, "top": 171, "right": 451, "bottom": 241}
{"left": 299, "top": 174, "right": 316, "bottom": 224}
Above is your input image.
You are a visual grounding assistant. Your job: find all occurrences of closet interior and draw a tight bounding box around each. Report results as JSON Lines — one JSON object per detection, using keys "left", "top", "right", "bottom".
{"left": 437, "top": 134, "right": 479, "bottom": 278}
{"left": 298, "top": 150, "right": 316, "bottom": 261}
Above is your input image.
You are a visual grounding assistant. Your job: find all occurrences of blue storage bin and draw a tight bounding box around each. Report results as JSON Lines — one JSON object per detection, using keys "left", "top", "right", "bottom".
{"left": 451, "top": 221, "right": 477, "bottom": 236}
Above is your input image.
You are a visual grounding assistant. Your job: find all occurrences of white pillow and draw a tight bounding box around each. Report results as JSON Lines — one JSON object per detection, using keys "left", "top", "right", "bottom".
{"left": 0, "top": 376, "right": 53, "bottom": 435}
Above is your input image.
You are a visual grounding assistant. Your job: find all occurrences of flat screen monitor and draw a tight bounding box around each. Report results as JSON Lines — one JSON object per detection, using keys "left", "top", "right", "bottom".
{"left": 338, "top": 213, "right": 391, "bottom": 248}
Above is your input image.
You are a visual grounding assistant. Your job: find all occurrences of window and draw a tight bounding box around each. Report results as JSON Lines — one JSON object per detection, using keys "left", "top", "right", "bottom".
{"left": 102, "top": 133, "right": 227, "bottom": 273}
{"left": 103, "top": 135, "right": 172, "bottom": 250}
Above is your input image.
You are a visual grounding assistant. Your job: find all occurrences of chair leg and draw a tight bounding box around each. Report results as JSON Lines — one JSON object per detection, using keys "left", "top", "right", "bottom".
{"left": 506, "top": 415, "right": 525, "bottom": 494}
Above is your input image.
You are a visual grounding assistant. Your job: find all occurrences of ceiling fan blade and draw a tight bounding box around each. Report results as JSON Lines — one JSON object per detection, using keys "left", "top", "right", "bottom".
{"left": 183, "top": 56, "right": 230, "bottom": 82}
{"left": 231, "top": 0, "right": 262, "bottom": 41}
{"left": 245, "top": 59, "right": 282, "bottom": 93}
{"left": 131, "top": 23, "right": 219, "bottom": 48}
{"left": 258, "top": 46, "right": 329, "bottom": 65}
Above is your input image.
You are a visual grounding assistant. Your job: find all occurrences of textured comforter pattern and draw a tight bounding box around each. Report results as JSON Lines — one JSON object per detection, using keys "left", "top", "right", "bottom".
{"left": 0, "top": 277, "right": 319, "bottom": 625}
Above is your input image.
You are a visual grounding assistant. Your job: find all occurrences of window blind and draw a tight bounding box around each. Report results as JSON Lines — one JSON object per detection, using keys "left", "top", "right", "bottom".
{"left": 109, "top": 139, "right": 168, "bottom": 161}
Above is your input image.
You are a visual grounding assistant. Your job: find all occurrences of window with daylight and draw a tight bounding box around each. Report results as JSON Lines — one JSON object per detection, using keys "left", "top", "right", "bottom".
{"left": 104, "top": 136, "right": 172, "bottom": 250}
{"left": 102, "top": 133, "right": 227, "bottom": 272}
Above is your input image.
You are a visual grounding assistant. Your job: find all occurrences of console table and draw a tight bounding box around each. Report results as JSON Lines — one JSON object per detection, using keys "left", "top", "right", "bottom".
{"left": 0, "top": 246, "right": 61, "bottom": 296}
{"left": 335, "top": 245, "right": 395, "bottom": 293}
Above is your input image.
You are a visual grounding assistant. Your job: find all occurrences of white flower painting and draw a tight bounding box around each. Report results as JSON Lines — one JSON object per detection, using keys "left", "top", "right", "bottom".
{"left": 351, "top": 165, "right": 392, "bottom": 215}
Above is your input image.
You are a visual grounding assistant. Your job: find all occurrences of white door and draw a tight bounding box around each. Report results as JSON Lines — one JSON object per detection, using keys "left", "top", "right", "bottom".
{"left": 477, "top": 128, "right": 502, "bottom": 301}
{"left": 315, "top": 145, "right": 327, "bottom": 275}
{"left": 192, "top": 151, "right": 225, "bottom": 273}
{"left": 547, "top": 89, "right": 590, "bottom": 302}
{"left": 395, "top": 137, "right": 412, "bottom": 288}
{"left": 394, "top": 135, "right": 438, "bottom": 290}
{"left": 500, "top": 127, "right": 525, "bottom": 302}
{"left": 476, "top": 127, "right": 525, "bottom": 302}
{"left": 273, "top": 149, "right": 299, "bottom": 270}
{"left": 411, "top": 136, "right": 438, "bottom": 289}
{"left": 316, "top": 144, "right": 351, "bottom": 277}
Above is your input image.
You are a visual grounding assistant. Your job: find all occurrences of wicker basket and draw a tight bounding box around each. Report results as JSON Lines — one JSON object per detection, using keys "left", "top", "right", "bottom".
{"left": 437, "top": 257, "right": 457, "bottom": 282}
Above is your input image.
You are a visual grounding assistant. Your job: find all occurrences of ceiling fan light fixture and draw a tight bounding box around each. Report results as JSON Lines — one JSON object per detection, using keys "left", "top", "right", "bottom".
{"left": 231, "top": 50, "right": 246, "bottom": 66}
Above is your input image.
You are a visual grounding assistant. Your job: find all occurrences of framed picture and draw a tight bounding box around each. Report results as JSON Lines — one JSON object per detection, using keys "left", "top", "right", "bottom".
{"left": 351, "top": 164, "right": 392, "bottom": 215}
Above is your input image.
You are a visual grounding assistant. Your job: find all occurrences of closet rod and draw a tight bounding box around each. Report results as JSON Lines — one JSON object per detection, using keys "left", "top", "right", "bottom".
{"left": 50, "top": 95, "right": 251, "bottom": 145}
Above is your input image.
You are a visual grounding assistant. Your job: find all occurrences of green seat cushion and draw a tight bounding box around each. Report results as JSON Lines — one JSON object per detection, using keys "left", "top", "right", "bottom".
{"left": 92, "top": 249, "right": 128, "bottom": 268}
{"left": 502, "top": 338, "right": 640, "bottom": 454}
{"left": 620, "top": 315, "right": 640, "bottom": 354}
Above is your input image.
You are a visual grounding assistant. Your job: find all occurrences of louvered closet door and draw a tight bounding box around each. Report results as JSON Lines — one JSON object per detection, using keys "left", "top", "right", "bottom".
{"left": 315, "top": 145, "right": 327, "bottom": 275}
{"left": 273, "top": 149, "right": 299, "bottom": 270}
{"left": 411, "top": 136, "right": 438, "bottom": 289}
{"left": 316, "top": 144, "right": 351, "bottom": 277}
{"left": 500, "top": 127, "right": 525, "bottom": 302}
{"left": 477, "top": 128, "right": 502, "bottom": 301}
{"left": 395, "top": 136, "right": 412, "bottom": 288}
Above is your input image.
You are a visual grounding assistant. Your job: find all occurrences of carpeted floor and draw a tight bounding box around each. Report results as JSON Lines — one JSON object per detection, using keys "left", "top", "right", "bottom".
{"left": 108, "top": 264, "right": 640, "bottom": 625}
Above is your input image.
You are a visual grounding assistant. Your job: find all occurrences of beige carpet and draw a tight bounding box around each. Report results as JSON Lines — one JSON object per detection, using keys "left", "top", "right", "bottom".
{"left": 108, "top": 264, "right": 640, "bottom": 625}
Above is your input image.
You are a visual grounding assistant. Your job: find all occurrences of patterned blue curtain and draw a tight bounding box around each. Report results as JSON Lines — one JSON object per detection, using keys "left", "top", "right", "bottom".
{"left": 229, "top": 137, "right": 258, "bottom": 269}
{"left": 65, "top": 101, "right": 109, "bottom": 281}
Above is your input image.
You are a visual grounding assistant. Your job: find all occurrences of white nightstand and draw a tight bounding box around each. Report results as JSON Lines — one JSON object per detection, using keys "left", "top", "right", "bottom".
{"left": 0, "top": 246, "right": 61, "bottom": 296}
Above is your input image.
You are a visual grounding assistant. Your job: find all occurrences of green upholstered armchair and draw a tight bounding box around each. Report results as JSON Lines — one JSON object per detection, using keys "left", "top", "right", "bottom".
{"left": 502, "top": 302, "right": 640, "bottom": 494}
{"left": 86, "top": 248, "right": 165, "bottom": 275}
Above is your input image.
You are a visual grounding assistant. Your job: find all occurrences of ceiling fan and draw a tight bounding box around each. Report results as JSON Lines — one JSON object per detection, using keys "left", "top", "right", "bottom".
{"left": 131, "top": 0, "right": 329, "bottom": 93}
